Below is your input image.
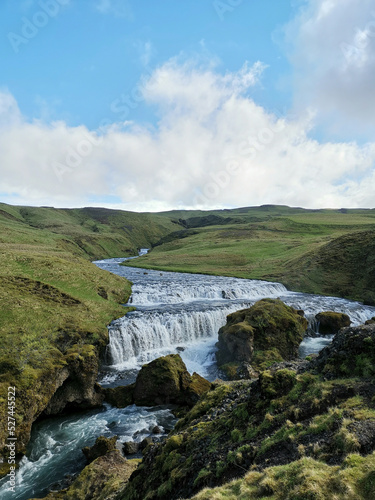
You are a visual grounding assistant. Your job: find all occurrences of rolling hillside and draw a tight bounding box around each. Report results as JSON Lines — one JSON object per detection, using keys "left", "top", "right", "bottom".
{"left": 125, "top": 205, "right": 375, "bottom": 303}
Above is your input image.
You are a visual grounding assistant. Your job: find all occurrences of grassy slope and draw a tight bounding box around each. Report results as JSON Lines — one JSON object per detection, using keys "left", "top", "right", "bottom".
{"left": 0, "top": 203, "right": 177, "bottom": 259}
{"left": 122, "top": 372, "right": 375, "bottom": 499}
{"left": 125, "top": 206, "right": 375, "bottom": 302}
{"left": 0, "top": 203, "right": 177, "bottom": 466}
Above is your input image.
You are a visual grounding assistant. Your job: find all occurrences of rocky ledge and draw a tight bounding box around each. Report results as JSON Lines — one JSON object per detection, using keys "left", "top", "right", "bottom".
{"left": 120, "top": 323, "right": 375, "bottom": 499}
{"left": 32, "top": 436, "right": 139, "bottom": 500}
{"left": 32, "top": 317, "right": 375, "bottom": 499}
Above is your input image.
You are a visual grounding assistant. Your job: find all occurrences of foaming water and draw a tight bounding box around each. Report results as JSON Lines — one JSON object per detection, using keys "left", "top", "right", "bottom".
{"left": 94, "top": 259, "right": 375, "bottom": 387}
{"left": 0, "top": 404, "right": 176, "bottom": 500}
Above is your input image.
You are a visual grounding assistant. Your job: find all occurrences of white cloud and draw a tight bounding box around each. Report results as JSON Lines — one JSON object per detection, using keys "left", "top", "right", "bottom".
{"left": 284, "top": 0, "right": 375, "bottom": 137}
{"left": 0, "top": 60, "right": 375, "bottom": 211}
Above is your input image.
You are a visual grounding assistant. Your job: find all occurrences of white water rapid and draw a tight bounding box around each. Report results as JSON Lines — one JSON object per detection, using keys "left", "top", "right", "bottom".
{"left": 94, "top": 257, "right": 375, "bottom": 385}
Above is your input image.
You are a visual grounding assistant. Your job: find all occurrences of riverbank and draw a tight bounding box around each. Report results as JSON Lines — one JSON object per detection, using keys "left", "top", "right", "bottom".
{"left": 0, "top": 248, "right": 133, "bottom": 476}
{"left": 34, "top": 318, "right": 375, "bottom": 500}
{"left": 0, "top": 202, "right": 181, "bottom": 473}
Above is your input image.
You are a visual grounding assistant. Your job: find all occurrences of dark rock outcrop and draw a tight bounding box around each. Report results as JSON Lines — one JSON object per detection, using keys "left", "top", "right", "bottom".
{"left": 365, "top": 316, "right": 375, "bottom": 325}
{"left": 35, "top": 451, "right": 139, "bottom": 500}
{"left": 313, "top": 323, "right": 375, "bottom": 378}
{"left": 102, "top": 384, "right": 135, "bottom": 408}
{"left": 216, "top": 299, "right": 308, "bottom": 371}
{"left": 83, "top": 435, "right": 118, "bottom": 464}
{"left": 43, "top": 345, "right": 105, "bottom": 416}
{"left": 235, "top": 362, "right": 259, "bottom": 380}
{"left": 123, "top": 441, "right": 139, "bottom": 455}
{"left": 315, "top": 311, "right": 351, "bottom": 335}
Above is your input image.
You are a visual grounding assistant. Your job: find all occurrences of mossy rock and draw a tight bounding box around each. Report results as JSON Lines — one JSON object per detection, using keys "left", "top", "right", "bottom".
{"left": 314, "top": 324, "right": 375, "bottom": 378}
{"left": 315, "top": 311, "right": 351, "bottom": 335}
{"left": 103, "top": 384, "right": 135, "bottom": 408}
{"left": 34, "top": 451, "right": 140, "bottom": 500}
{"left": 133, "top": 354, "right": 212, "bottom": 407}
{"left": 259, "top": 368, "right": 297, "bottom": 398}
{"left": 216, "top": 299, "right": 307, "bottom": 369}
{"left": 185, "top": 373, "right": 213, "bottom": 406}
{"left": 82, "top": 435, "right": 118, "bottom": 464}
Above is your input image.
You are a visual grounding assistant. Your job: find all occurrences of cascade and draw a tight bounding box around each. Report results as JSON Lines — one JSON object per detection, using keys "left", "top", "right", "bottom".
{"left": 106, "top": 303, "right": 251, "bottom": 367}
{"left": 128, "top": 280, "right": 288, "bottom": 305}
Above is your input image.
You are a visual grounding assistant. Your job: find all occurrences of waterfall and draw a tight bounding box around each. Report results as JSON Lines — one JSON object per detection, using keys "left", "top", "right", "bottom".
{"left": 128, "top": 280, "right": 288, "bottom": 305}
{"left": 106, "top": 303, "right": 251, "bottom": 367}
{"left": 94, "top": 260, "right": 375, "bottom": 374}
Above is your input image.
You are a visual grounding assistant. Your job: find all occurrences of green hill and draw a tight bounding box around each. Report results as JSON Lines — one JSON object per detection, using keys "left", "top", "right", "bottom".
{"left": 125, "top": 205, "right": 375, "bottom": 303}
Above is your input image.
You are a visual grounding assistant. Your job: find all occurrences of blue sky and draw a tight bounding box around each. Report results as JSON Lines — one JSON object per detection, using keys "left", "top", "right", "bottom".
{"left": 2, "top": 1, "right": 293, "bottom": 128}
{"left": 1, "top": 0, "right": 375, "bottom": 210}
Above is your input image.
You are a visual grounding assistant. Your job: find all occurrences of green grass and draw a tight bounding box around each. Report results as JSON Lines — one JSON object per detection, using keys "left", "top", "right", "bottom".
{"left": 192, "top": 454, "right": 375, "bottom": 499}
{"left": 123, "top": 206, "right": 375, "bottom": 302}
{"left": 0, "top": 246, "right": 133, "bottom": 463}
{"left": 0, "top": 202, "right": 178, "bottom": 259}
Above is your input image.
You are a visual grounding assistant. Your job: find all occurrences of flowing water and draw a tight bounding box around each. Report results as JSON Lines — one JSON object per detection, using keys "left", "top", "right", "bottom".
{"left": 2, "top": 252, "right": 375, "bottom": 499}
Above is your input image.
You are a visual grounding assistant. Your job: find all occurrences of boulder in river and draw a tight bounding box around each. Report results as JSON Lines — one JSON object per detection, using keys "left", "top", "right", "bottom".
{"left": 36, "top": 450, "right": 139, "bottom": 500}
{"left": 103, "top": 354, "right": 212, "bottom": 409}
{"left": 123, "top": 441, "right": 139, "bottom": 455}
{"left": 216, "top": 298, "right": 308, "bottom": 373}
{"left": 82, "top": 435, "right": 118, "bottom": 464}
{"left": 102, "top": 384, "right": 135, "bottom": 408}
{"left": 133, "top": 354, "right": 212, "bottom": 407}
{"left": 315, "top": 311, "right": 351, "bottom": 335}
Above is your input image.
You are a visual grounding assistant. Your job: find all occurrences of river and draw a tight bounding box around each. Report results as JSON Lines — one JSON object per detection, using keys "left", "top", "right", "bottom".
{"left": 1, "top": 253, "right": 375, "bottom": 499}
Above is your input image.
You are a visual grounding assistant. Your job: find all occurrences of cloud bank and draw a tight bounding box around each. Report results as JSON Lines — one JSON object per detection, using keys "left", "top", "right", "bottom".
{"left": 0, "top": 57, "right": 375, "bottom": 211}
{"left": 285, "top": 0, "right": 375, "bottom": 137}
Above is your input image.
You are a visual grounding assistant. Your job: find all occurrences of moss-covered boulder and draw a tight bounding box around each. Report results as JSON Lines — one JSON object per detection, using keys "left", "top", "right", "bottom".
{"left": 33, "top": 451, "right": 140, "bottom": 500}
{"left": 102, "top": 384, "right": 135, "bottom": 408}
{"left": 216, "top": 299, "right": 308, "bottom": 372}
{"left": 313, "top": 324, "right": 375, "bottom": 378}
{"left": 107, "top": 355, "right": 212, "bottom": 408}
{"left": 315, "top": 311, "right": 351, "bottom": 335}
{"left": 82, "top": 435, "right": 118, "bottom": 464}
